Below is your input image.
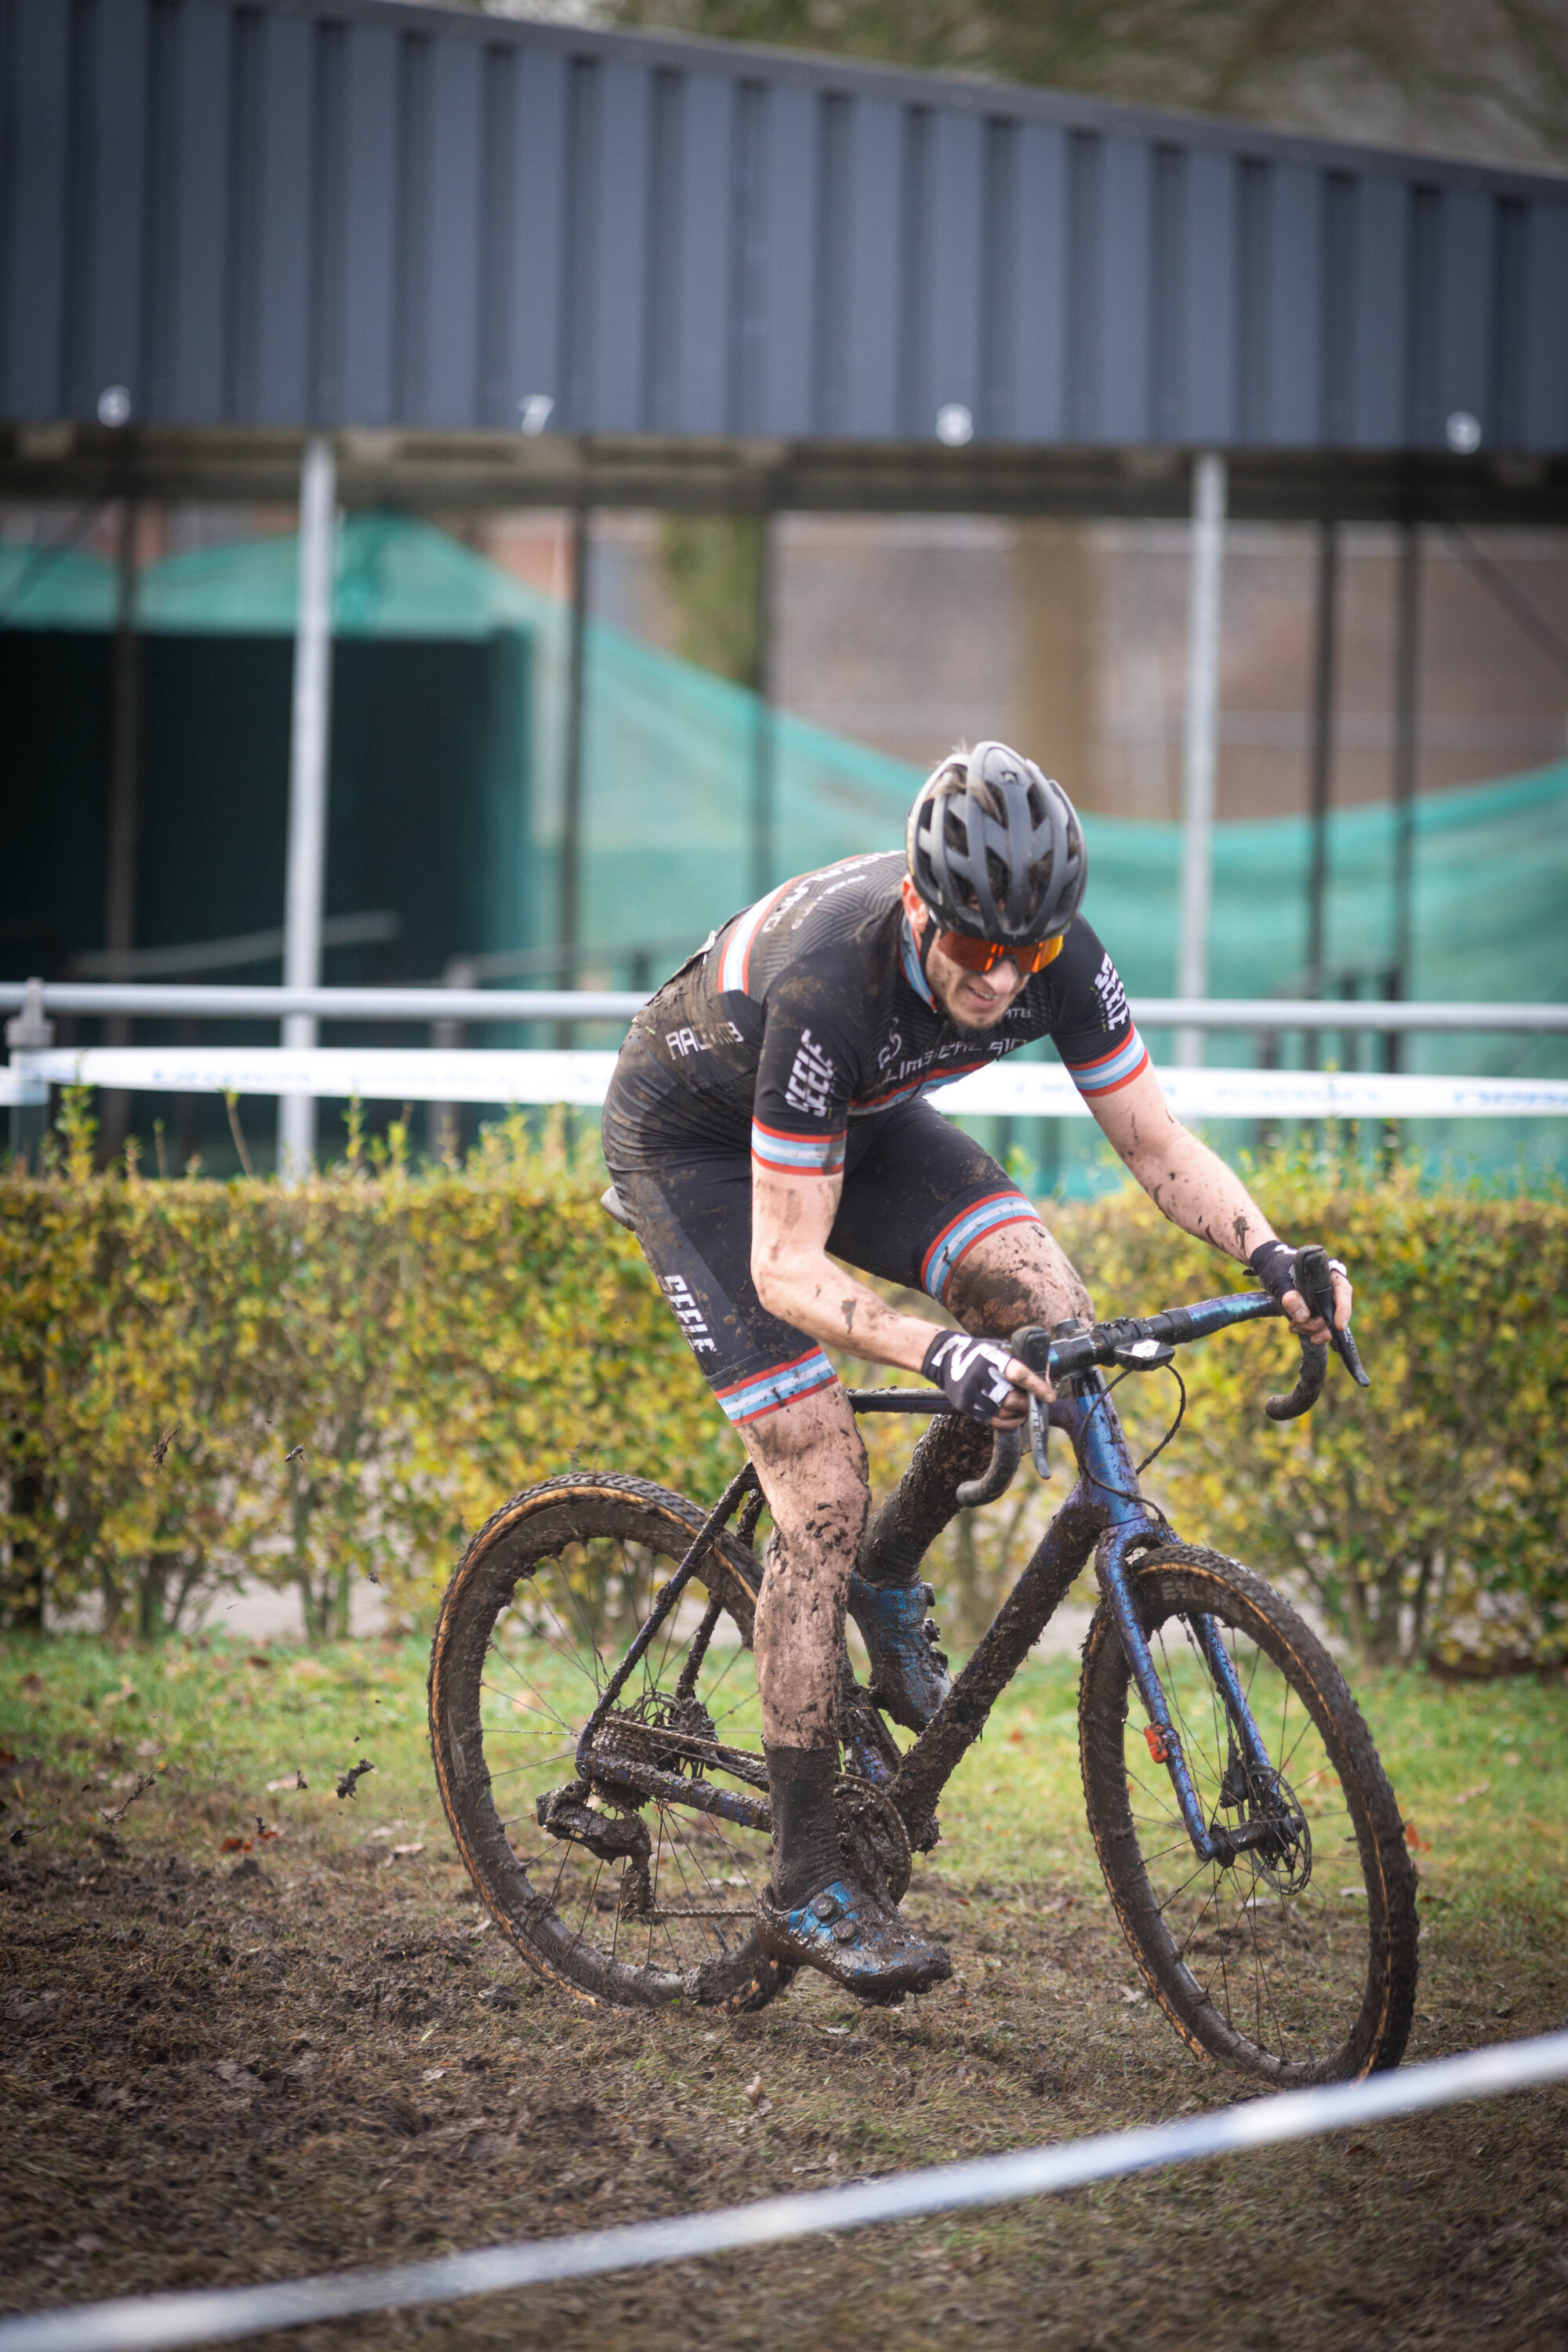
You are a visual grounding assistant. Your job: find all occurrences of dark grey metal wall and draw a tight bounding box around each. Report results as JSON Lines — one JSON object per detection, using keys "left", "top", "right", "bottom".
{"left": 4, "top": 0, "right": 1566, "bottom": 452}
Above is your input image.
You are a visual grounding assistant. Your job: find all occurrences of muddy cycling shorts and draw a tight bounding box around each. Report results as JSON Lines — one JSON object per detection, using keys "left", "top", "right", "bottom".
{"left": 601, "top": 1027, "right": 1042, "bottom": 1426}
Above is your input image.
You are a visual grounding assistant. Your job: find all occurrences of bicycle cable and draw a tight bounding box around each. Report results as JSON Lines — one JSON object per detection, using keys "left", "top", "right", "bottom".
{"left": 1074, "top": 1362, "right": 1188, "bottom": 1515}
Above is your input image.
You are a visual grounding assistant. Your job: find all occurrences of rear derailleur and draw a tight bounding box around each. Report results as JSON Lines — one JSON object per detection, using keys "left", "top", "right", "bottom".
{"left": 536, "top": 1781, "right": 653, "bottom": 1919}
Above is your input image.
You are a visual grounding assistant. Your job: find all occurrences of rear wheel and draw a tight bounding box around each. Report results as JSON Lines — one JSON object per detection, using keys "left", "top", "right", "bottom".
{"left": 429, "top": 1472, "right": 793, "bottom": 2011}
{"left": 1080, "top": 1543, "right": 1418, "bottom": 2083}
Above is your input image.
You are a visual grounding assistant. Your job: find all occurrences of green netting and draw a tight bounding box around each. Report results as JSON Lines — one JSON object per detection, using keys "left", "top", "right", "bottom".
{"left": 7, "top": 516, "right": 1563, "bottom": 1180}
{"left": 0, "top": 540, "right": 119, "bottom": 626}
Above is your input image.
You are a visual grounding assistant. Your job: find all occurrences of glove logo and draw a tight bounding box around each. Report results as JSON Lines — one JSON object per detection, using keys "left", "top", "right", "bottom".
{"left": 923, "top": 1330, "right": 1018, "bottom": 1420}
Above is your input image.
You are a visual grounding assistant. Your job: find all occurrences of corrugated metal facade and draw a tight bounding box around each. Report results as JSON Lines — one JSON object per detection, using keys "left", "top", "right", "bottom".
{"left": 4, "top": 0, "right": 1566, "bottom": 452}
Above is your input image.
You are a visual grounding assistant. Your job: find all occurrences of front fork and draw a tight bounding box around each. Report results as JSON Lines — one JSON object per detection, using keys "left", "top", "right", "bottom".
{"left": 1070, "top": 1375, "right": 1275, "bottom": 1867}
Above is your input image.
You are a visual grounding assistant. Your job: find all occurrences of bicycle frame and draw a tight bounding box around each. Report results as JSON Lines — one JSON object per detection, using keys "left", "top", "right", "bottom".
{"left": 576, "top": 1288, "right": 1298, "bottom": 1870}
{"left": 889, "top": 1294, "right": 1287, "bottom": 1869}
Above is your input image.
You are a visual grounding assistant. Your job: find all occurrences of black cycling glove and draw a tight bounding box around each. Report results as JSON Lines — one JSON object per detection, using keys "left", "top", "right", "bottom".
{"left": 1247, "top": 1239, "right": 1299, "bottom": 1308}
{"left": 921, "top": 1330, "right": 1021, "bottom": 1424}
{"left": 1249, "top": 1240, "right": 1348, "bottom": 1321}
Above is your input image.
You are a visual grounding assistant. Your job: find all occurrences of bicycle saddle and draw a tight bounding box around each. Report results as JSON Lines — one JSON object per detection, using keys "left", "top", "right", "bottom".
{"left": 601, "top": 1183, "right": 637, "bottom": 1233}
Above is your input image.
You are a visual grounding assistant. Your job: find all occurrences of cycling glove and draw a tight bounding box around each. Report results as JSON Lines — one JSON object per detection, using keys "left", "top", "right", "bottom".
{"left": 921, "top": 1330, "right": 1021, "bottom": 1423}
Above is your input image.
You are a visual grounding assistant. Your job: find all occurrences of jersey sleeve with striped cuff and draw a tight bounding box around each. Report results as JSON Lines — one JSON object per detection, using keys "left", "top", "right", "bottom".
{"left": 1046, "top": 930, "right": 1149, "bottom": 1102}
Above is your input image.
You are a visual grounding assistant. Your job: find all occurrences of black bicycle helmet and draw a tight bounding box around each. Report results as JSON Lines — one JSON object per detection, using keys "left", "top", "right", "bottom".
{"left": 906, "top": 742, "right": 1087, "bottom": 944}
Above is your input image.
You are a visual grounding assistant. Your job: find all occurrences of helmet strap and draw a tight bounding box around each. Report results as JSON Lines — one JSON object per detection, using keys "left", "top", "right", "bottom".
{"left": 913, "top": 900, "right": 940, "bottom": 985}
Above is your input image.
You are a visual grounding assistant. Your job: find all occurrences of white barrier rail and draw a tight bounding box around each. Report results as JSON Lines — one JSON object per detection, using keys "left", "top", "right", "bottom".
{"left": 13, "top": 1046, "right": 1568, "bottom": 1121}
{"left": 4, "top": 979, "right": 1568, "bottom": 1033}
{"left": 2, "top": 2031, "right": 1563, "bottom": 2352}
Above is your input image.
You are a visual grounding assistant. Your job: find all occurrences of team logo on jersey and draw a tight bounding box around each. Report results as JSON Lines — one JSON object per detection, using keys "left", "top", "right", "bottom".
{"left": 1094, "top": 953, "right": 1129, "bottom": 1030}
{"left": 785, "top": 1028, "right": 836, "bottom": 1119}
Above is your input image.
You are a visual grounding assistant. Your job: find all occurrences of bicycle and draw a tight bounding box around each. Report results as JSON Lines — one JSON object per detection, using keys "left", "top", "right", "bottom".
{"left": 428, "top": 1245, "right": 1418, "bottom": 2085}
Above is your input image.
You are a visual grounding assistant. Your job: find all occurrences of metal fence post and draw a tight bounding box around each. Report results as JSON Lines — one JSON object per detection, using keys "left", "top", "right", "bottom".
{"left": 1176, "top": 452, "right": 1226, "bottom": 1069}
{"left": 1389, "top": 520, "right": 1422, "bottom": 1073}
{"left": 6, "top": 979, "right": 55, "bottom": 1171}
{"left": 556, "top": 506, "right": 590, "bottom": 1052}
{"left": 750, "top": 512, "right": 775, "bottom": 902}
{"left": 278, "top": 437, "right": 338, "bottom": 1182}
{"left": 101, "top": 498, "right": 143, "bottom": 1163}
{"left": 1305, "top": 513, "right": 1341, "bottom": 1058}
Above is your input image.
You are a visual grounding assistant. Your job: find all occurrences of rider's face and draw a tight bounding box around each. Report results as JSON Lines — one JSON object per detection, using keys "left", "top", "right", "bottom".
{"left": 901, "top": 882, "right": 1031, "bottom": 1032}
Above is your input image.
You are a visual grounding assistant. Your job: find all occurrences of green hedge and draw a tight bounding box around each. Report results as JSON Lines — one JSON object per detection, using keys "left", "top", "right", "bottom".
{"left": 3, "top": 1100, "right": 1564, "bottom": 1667}
{"left": 1052, "top": 1158, "right": 1568, "bottom": 1671}
{"left": 0, "top": 1105, "right": 735, "bottom": 1639}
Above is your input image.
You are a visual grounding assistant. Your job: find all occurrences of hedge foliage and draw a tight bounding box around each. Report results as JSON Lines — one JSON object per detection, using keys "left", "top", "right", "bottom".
{"left": 1054, "top": 1159, "right": 1568, "bottom": 1671}
{"left": 0, "top": 1104, "right": 735, "bottom": 1640}
{"left": 2, "top": 1098, "right": 1564, "bottom": 1668}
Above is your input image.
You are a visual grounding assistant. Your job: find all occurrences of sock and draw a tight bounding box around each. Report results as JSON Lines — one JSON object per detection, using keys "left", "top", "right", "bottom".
{"left": 766, "top": 1743, "right": 841, "bottom": 1907}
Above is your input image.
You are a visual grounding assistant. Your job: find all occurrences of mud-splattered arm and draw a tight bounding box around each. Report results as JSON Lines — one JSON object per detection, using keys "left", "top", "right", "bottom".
{"left": 1088, "top": 1062, "right": 1352, "bottom": 1341}
{"left": 750, "top": 1163, "right": 1053, "bottom": 1403}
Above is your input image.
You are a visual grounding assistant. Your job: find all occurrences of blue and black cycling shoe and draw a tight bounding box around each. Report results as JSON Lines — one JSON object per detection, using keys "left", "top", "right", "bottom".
{"left": 847, "top": 1571, "right": 952, "bottom": 1733}
{"left": 754, "top": 1874, "right": 952, "bottom": 1999}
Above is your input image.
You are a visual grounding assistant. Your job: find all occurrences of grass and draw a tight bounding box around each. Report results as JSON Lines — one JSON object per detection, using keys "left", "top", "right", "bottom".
{"left": 2, "top": 1628, "right": 1566, "bottom": 2350}
{"left": 6, "top": 1628, "right": 1566, "bottom": 1933}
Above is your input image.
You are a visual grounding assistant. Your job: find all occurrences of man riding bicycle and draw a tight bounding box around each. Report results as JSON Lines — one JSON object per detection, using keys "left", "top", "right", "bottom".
{"left": 603, "top": 742, "right": 1351, "bottom": 2001}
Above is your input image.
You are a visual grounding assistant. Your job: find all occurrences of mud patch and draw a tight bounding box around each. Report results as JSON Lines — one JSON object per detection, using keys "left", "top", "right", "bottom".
{"left": 3, "top": 1781, "right": 1566, "bottom": 2352}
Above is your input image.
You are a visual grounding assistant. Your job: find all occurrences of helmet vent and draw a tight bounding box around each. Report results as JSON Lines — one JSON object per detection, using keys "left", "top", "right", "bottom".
{"left": 906, "top": 739, "right": 1089, "bottom": 948}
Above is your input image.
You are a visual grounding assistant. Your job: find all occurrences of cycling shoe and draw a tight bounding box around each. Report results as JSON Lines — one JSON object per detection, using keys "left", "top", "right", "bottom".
{"left": 847, "top": 1571, "right": 952, "bottom": 1733}
{"left": 755, "top": 1875, "right": 952, "bottom": 1998}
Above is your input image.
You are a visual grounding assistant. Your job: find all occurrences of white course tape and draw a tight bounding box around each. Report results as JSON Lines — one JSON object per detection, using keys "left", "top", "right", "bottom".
{"left": 2, "top": 2031, "right": 1564, "bottom": 2352}
{"left": 14, "top": 1048, "right": 1568, "bottom": 1120}
{"left": 14, "top": 1047, "right": 621, "bottom": 1110}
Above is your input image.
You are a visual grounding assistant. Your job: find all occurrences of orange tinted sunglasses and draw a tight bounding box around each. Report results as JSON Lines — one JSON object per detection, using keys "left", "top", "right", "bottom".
{"left": 935, "top": 930, "right": 1065, "bottom": 978}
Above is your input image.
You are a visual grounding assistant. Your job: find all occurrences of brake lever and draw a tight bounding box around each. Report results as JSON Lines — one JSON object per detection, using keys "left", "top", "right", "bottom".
{"left": 1294, "top": 1244, "right": 1370, "bottom": 1389}
{"left": 1007, "top": 1324, "right": 1057, "bottom": 1480}
{"left": 1028, "top": 1390, "right": 1051, "bottom": 1479}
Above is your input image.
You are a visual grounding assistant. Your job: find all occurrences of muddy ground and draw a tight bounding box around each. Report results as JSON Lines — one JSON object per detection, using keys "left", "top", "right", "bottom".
{"left": 3, "top": 1743, "right": 1566, "bottom": 2352}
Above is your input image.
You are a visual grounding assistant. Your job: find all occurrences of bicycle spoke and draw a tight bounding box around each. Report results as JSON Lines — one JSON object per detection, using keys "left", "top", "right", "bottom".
{"left": 1098, "top": 1560, "right": 1396, "bottom": 2079}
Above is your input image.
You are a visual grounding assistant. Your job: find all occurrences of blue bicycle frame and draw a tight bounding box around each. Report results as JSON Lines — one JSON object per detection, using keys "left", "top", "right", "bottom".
{"left": 886, "top": 1287, "right": 1293, "bottom": 1866}
{"left": 577, "top": 1284, "right": 1316, "bottom": 1870}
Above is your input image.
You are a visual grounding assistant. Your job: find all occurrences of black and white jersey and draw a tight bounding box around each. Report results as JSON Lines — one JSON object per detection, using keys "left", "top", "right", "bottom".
{"left": 633, "top": 852, "right": 1147, "bottom": 1174}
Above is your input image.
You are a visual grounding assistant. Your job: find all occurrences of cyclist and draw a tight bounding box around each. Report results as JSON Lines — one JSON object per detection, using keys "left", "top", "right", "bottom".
{"left": 602, "top": 743, "right": 1351, "bottom": 2000}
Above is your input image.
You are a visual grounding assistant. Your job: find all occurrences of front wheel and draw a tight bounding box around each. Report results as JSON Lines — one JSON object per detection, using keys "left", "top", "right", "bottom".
{"left": 1080, "top": 1542, "right": 1418, "bottom": 2084}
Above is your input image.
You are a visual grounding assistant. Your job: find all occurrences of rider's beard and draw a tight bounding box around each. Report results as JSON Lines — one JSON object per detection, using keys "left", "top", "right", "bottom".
{"left": 932, "top": 967, "right": 1024, "bottom": 1033}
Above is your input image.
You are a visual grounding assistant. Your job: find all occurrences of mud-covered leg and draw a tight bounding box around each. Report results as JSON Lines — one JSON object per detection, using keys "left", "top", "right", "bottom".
{"left": 943, "top": 1218, "right": 1094, "bottom": 1345}
{"left": 848, "top": 1220, "right": 1094, "bottom": 1731}
{"left": 740, "top": 1385, "right": 952, "bottom": 1998}
{"left": 742, "top": 1381, "right": 869, "bottom": 1754}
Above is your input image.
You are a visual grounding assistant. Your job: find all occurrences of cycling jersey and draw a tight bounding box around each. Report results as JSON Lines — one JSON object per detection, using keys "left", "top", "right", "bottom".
{"left": 632, "top": 851, "right": 1146, "bottom": 1176}
{"left": 602, "top": 853, "right": 1141, "bottom": 1425}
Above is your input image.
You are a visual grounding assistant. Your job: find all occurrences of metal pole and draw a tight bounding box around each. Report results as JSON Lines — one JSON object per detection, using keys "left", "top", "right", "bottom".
{"left": 556, "top": 506, "right": 590, "bottom": 1051}
{"left": 1305, "top": 515, "right": 1339, "bottom": 1064}
{"left": 1388, "top": 521, "right": 1421, "bottom": 1073}
{"left": 1176, "top": 452, "right": 1226, "bottom": 1069}
{"left": 101, "top": 499, "right": 143, "bottom": 1162}
{"left": 278, "top": 437, "right": 337, "bottom": 1181}
{"left": 750, "top": 513, "right": 775, "bottom": 902}
{"left": 5, "top": 978, "right": 54, "bottom": 1173}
